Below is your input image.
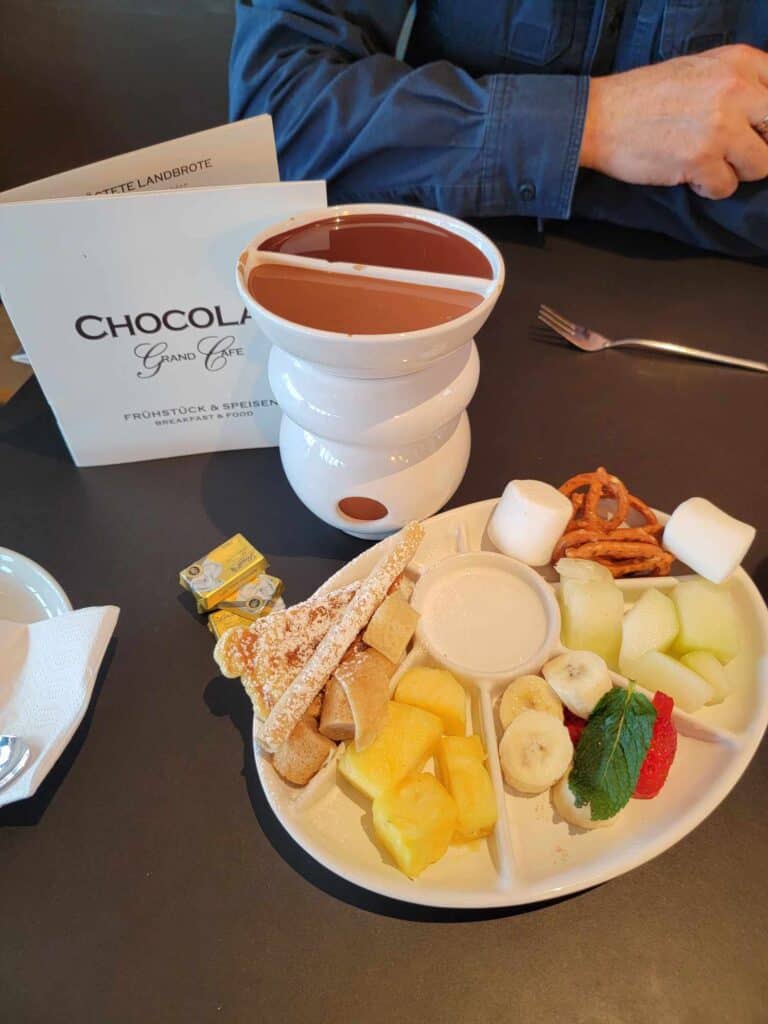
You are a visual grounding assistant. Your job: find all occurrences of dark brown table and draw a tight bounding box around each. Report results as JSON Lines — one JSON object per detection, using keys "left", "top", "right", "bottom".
{"left": 2, "top": 219, "right": 767, "bottom": 1023}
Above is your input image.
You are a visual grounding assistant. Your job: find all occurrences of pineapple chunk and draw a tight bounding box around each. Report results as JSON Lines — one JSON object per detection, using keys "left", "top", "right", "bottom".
{"left": 394, "top": 666, "right": 466, "bottom": 736}
{"left": 338, "top": 701, "right": 442, "bottom": 800}
{"left": 436, "top": 735, "right": 498, "bottom": 842}
{"left": 373, "top": 773, "right": 457, "bottom": 878}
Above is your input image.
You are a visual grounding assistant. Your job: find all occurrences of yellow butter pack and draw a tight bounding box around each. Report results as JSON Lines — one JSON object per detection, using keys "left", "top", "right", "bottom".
{"left": 207, "top": 608, "right": 252, "bottom": 640}
{"left": 207, "top": 594, "right": 286, "bottom": 640}
{"left": 215, "top": 574, "right": 283, "bottom": 620}
{"left": 179, "top": 534, "right": 267, "bottom": 613}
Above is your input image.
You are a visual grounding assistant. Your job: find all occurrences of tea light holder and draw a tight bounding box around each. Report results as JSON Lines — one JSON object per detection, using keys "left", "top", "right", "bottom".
{"left": 236, "top": 204, "right": 504, "bottom": 538}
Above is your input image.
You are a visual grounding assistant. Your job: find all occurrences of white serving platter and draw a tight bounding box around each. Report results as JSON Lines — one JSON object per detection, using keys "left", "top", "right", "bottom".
{"left": 253, "top": 499, "right": 768, "bottom": 907}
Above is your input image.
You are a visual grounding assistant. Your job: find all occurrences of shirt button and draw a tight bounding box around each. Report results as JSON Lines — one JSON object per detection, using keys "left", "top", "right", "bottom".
{"left": 519, "top": 181, "right": 536, "bottom": 201}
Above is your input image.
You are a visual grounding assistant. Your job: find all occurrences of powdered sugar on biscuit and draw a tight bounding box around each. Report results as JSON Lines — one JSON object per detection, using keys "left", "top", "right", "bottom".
{"left": 214, "top": 582, "right": 360, "bottom": 716}
{"left": 257, "top": 522, "right": 424, "bottom": 753}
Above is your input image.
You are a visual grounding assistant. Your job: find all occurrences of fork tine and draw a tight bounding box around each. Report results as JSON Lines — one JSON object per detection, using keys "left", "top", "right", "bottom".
{"left": 539, "top": 303, "right": 567, "bottom": 321}
{"left": 538, "top": 318, "right": 572, "bottom": 345}
{"left": 538, "top": 304, "right": 576, "bottom": 335}
{"left": 537, "top": 308, "right": 569, "bottom": 332}
{"left": 538, "top": 308, "right": 575, "bottom": 341}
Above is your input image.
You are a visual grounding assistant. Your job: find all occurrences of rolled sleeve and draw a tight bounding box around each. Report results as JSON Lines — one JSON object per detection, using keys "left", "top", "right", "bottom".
{"left": 230, "top": 0, "right": 591, "bottom": 222}
{"left": 483, "top": 73, "right": 590, "bottom": 219}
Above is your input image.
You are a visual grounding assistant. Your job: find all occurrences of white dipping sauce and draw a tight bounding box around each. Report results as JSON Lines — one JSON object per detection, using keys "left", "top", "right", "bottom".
{"left": 418, "top": 565, "right": 549, "bottom": 675}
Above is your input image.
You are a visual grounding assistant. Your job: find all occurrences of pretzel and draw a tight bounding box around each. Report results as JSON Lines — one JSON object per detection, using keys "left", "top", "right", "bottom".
{"left": 552, "top": 528, "right": 601, "bottom": 563}
{"left": 555, "top": 467, "right": 672, "bottom": 578}
{"left": 560, "top": 466, "right": 630, "bottom": 532}
{"left": 628, "top": 492, "right": 659, "bottom": 528}
{"left": 565, "top": 541, "right": 662, "bottom": 561}
{"left": 563, "top": 493, "right": 586, "bottom": 533}
{"left": 583, "top": 554, "right": 673, "bottom": 578}
{"left": 631, "top": 520, "right": 663, "bottom": 537}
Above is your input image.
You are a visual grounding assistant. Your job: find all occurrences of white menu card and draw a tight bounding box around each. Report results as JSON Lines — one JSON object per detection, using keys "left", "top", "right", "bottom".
{"left": 0, "top": 117, "right": 326, "bottom": 466}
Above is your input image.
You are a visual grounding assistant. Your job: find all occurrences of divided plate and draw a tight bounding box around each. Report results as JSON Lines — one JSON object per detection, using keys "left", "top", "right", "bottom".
{"left": 253, "top": 500, "right": 768, "bottom": 907}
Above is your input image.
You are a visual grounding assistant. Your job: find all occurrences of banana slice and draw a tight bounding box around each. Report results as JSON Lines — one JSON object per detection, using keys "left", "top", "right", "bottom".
{"left": 542, "top": 651, "right": 612, "bottom": 719}
{"left": 498, "top": 710, "right": 573, "bottom": 794}
{"left": 499, "top": 675, "right": 564, "bottom": 729}
{"left": 551, "top": 772, "right": 619, "bottom": 830}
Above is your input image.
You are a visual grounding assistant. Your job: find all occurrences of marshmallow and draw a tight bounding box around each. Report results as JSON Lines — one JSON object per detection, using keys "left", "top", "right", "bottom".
{"left": 663, "top": 497, "right": 756, "bottom": 584}
{"left": 488, "top": 480, "right": 573, "bottom": 566}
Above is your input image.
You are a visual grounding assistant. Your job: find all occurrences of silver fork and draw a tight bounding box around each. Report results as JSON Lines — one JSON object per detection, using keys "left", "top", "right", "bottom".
{"left": 538, "top": 304, "right": 768, "bottom": 374}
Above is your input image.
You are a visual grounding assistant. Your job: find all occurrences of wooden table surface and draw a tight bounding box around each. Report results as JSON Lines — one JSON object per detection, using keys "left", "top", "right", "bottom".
{"left": 2, "top": 217, "right": 766, "bottom": 1023}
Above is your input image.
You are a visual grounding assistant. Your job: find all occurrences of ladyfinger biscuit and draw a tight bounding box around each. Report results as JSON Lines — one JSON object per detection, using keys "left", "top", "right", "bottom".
{"left": 256, "top": 522, "right": 424, "bottom": 753}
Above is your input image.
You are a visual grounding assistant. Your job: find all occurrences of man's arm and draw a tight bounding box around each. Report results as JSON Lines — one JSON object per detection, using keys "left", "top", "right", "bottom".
{"left": 575, "top": 46, "right": 768, "bottom": 257}
{"left": 231, "top": 4, "right": 768, "bottom": 256}
{"left": 572, "top": 175, "right": 768, "bottom": 259}
{"left": 229, "top": 0, "right": 589, "bottom": 220}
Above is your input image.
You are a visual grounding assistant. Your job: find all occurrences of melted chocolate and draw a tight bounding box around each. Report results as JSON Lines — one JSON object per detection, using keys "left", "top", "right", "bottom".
{"left": 258, "top": 213, "right": 493, "bottom": 279}
{"left": 247, "top": 263, "right": 482, "bottom": 334}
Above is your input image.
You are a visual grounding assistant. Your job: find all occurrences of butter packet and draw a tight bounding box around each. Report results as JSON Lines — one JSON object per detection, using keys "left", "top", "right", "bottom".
{"left": 207, "top": 596, "right": 286, "bottom": 640}
{"left": 179, "top": 534, "right": 267, "bottom": 613}
{"left": 216, "top": 574, "right": 283, "bottom": 620}
{"left": 207, "top": 608, "right": 252, "bottom": 640}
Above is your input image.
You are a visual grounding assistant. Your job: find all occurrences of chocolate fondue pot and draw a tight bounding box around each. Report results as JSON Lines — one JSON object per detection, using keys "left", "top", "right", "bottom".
{"left": 236, "top": 204, "right": 504, "bottom": 538}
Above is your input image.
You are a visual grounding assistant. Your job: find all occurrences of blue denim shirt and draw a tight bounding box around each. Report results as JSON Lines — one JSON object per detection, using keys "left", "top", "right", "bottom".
{"left": 230, "top": 1, "right": 768, "bottom": 257}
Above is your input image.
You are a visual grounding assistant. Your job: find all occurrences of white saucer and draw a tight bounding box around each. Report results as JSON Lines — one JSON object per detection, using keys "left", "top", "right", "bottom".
{"left": 0, "top": 548, "right": 72, "bottom": 623}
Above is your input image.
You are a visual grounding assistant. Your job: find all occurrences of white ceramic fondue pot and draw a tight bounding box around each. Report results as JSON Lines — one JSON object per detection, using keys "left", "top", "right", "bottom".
{"left": 235, "top": 203, "right": 505, "bottom": 537}
{"left": 271, "top": 343, "right": 478, "bottom": 538}
{"left": 236, "top": 203, "right": 504, "bottom": 379}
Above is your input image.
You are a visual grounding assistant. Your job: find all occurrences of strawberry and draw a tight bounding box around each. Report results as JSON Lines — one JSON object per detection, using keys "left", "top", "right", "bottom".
{"left": 564, "top": 708, "right": 587, "bottom": 747}
{"left": 634, "top": 691, "right": 678, "bottom": 799}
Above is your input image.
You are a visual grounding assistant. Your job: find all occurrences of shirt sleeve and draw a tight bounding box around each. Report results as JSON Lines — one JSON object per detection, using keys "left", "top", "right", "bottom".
{"left": 573, "top": 173, "right": 768, "bottom": 259}
{"left": 229, "top": 0, "right": 589, "bottom": 221}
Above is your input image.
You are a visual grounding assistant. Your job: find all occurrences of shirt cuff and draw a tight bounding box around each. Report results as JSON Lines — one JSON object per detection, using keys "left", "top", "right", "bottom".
{"left": 481, "top": 73, "right": 590, "bottom": 220}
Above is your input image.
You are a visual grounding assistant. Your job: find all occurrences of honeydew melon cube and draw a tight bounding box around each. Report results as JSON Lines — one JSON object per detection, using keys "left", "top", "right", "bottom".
{"left": 679, "top": 651, "right": 733, "bottom": 705}
{"left": 619, "top": 588, "right": 679, "bottom": 676}
{"left": 630, "top": 650, "right": 714, "bottom": 713}
{"left": 671, "top": 580, "right": 742, "bottom": 663}
{"left": 556, "top": 558, "right": 614, "bottom": 583}
{"left": 560, "top": 579, "right": 624, "bottom": 669}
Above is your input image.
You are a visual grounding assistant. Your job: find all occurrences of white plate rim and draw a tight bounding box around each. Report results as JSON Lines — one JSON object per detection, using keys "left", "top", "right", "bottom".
{"left": 253, "top": 499, "right": 768, "bottom": 908}
{"left": 0, "top": 546, "right": 72, "bottom": 621}
{"left": 0, "top": 548, "right": 74, "bottom": 808}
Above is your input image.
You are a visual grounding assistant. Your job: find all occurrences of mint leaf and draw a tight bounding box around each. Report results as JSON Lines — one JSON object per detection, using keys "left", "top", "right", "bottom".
{"left": 568, "top": 686, "right": 656, "bottom": 821}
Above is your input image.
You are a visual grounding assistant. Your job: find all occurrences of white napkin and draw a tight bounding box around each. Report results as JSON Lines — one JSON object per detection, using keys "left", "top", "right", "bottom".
{"left": 0, "top": 606, "right": 119, "bottom": 807}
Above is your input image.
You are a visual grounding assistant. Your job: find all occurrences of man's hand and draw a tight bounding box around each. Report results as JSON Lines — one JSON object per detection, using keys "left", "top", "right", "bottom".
{"left": 580, "top": 44, "right": 768, "bottom": 199}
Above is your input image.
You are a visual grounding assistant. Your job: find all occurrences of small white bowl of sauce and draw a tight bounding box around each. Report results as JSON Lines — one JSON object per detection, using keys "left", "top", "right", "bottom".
{"left": 411, "top": 552, "right": 562, "bottom": 682}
